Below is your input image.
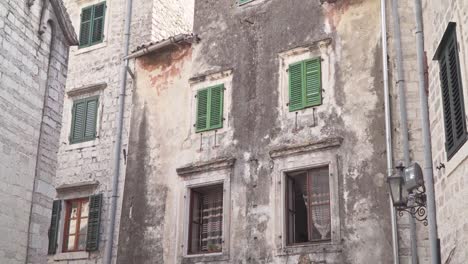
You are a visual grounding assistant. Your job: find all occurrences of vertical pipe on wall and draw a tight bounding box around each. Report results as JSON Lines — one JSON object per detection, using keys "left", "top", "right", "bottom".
{"left": 381, "top": 0, "right": 400, "bottom": 263}
{"left": 413, "top": 0, "right": 440, "bottom": 263}
{"left": 104, "top": 0, "right": 133, "bottom": 262}
{"left": 391, "top": 0, "right": 419, "bottom": 262}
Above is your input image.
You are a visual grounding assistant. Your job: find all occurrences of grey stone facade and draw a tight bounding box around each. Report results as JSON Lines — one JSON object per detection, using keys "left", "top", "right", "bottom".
{"left": 0, "top": 0, "right": 77, "bottom": 264}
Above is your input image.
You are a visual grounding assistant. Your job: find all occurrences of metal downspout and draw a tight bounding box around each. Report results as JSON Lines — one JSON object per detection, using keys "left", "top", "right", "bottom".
{"left": 381, "top": 0, "right": 400, "bottom": 264}
{"left": 104, "top": 0, "right": 133, "bottom": 262}
{"left": 413, "top": 0, "right": 440, "bottom": 263}
{"left": 391, "top": 0, "right": 419, "bottom": 262}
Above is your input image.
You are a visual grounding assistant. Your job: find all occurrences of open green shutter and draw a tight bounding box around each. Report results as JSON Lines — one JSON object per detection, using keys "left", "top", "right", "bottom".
{"left": 304, "top": 58, "right": 322, "bottom": 107}
{"left": 91, "top": 3, "right": 106, "bottom": 44}
{"left": 289, "top": 62, "right": 304, "bottom": 112}
{"left": 48, "top": 200, "right": 61, "bottom": 255}
{"left": 196, "top": 89, "right": 209, "bottom": 132}
{"left": 79, "top": 7, "right": 93, "bottom": 47}
{"left": 84, "top": 98, "right": 98, "bottom": 139}
{"left": 86, "top": 194, "right": 103, "bottom": 252}
{"left": 440, "top": 49, "right": 454, "bottom": 151}
{"left": 209, "top": 85, "right": 224, "bottom": 130}
{"left": 71, "top": 100, "right": 86, "bottom": 142}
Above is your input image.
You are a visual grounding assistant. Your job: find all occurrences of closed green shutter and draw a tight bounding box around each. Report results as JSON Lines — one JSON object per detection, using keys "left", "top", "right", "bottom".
{"left": 91, "top": 3, "right": 106, "bottom": 44}
{"left": 289, "top": 62, "right": 303, "bottom": 112}
{"left": 86, "top": 194, "right": 103, "bottom": 252}
{"left": 209, "top": 85, "right": 224, "bottom": 129}
{"left": 79, "top": 7, "right": 93, "bottom": 47}
{"left": 196, "top": 85, "right": 224, "bottom": 132}
{"left": 70, "top": 96, "right": 99, "bottom": 144}
{"left": 48, "top": 200, "right": 61, "bottom": 255}
{"left": 304, "top": 58, "right": 322, "bottom": 107}
{"left": 437, "top": 24, "right": 467, "bottom": 159}
{"left": 79, "top": 2, "right": 106, "bottom": 48}
{"left": 196, "top": 89, "right": 209, "bottom": 131}
{"left": 239, "top": 0, "right": 253, "bottom": 5}
{"left": 289, "top": 58, "right": 322, "bottom": 112}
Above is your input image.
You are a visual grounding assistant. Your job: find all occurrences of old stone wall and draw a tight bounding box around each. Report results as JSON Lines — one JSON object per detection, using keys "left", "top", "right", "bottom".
{"left": 0, "top": 1, "right": 73, "bottom": 264}
{"left": 118, "top": 0, "right": 400, "bottom": 263}
{"left": 53, "top": 0, "right": 193, "bottom": 263}
{"left": 421, "top": 0, "right": 468, "bottom": 263}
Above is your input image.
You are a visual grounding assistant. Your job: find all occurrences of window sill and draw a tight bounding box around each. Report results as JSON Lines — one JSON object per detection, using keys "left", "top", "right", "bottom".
{"left": 276, "top": 242, "right": 342, "bottom": 256}
{"left": 73, "top": 41, "right": 107, "bottom": 55}
{"left": 64, "top": 138, "right": 99, "bottom": 152}
{"left": 54, "top": 251, "right": 89, "bottom": 261}
{"left": 182, "top": 252, "right": 229, "bottom": 263}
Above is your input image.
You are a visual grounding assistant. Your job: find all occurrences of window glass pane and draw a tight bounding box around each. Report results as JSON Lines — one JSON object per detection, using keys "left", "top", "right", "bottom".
{"left": 81, "top": 200, "right": 89, "bottom": 217}
{"left": 70, "top": 202, "right": 79, "bottom": 218}
{"left": 69, "top": 219, "right": 77, "bottom": 234}
{"left": 67, "top": 235, "right": 75, "bottom": 251}
{"left": 308, "top": 167, "right": 331, "bottom": 241}
{"left": 78, "top": 234, "right": 87, "bottom": 251}
{"left": 292, "top": 172, "right": 308, "bottom": 243}
{"left": 79, "top": 218, "right": 88, "bottom": 235}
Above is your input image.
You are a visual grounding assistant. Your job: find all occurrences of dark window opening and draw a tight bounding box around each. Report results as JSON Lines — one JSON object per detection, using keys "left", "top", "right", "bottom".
{"left": 188, "top": 184, "right": 223, "bottom": 254}
{"left": 286, "top": 167, "right": 331, "bottom": 245}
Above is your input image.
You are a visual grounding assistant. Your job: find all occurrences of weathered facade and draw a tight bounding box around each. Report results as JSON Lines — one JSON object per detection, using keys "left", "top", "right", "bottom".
{"left": 48, "top": 0, "right": 193, "bottom": 263}
{"left": 117, "top": 0, "right": 406, "bottom": 263}
{"left": 0, "top": 0, "right": 78, "bottom": 263}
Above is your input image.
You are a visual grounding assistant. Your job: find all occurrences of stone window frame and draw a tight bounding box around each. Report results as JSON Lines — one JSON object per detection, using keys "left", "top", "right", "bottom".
{"left": 51, "top": 181, "right": 99, "bottom": 261}
{"left": 63, "top": 82, "right": 106, "bottom": 151}
{"left": 73, "top": 0, "right": 111, "bottom": 54}
{"left": 176, "top": 158, "right": 234, "bottom": 263}
{"left": 277, "top": 38, "right": 334, "bottom": 127}
{"left": 270, "top": 138, "right": 342, "bottom": 256}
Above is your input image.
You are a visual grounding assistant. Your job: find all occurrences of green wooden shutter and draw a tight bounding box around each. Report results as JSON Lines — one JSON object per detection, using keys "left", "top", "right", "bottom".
{"left": 209, "top": 85, "right": 224, "bottom": 130}
{"left": 438, "top": 26, "right": 467, "bottom": 159}
{"left": 86, "top": 194, "right": 103, "bottom": 252}
{"left": 239, "top": 0, "right": 253, "bottom": 4}
{"left": 289, "top": 62, "right": 304, "bottom": 112}
{"left": 304, "top": 58, "right": 322, "bottom": 107}
{"left": 84, "top": 98, "right": 98, "bottom": 138}
{"left": 79, "top": 6, "right": 93, "bottom": 47}
{"left": 91, "top": 3, "right": 106, "bottom": 44}
{"left": 196, "top": 89, "right": 209, "bottom": 132}
{"left": 71, "top": 100, "right": 86, "bottom": 142}
{"left": 48, "top": 200, "right": 61, "bottom": 255}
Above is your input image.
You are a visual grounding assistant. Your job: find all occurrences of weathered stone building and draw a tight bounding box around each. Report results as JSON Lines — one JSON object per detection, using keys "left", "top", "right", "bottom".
{"left": 0, "top": 0, "right": 78, "bottom": 263}
{"left": 45, "top": 0, "right": 193, "bottom": 263}
{"left": 117, "top": 0, "right": 404, "bottom": 263}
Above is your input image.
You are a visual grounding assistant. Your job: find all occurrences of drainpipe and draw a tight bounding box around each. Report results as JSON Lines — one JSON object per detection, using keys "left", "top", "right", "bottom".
{"left": 104, "top": 0, "right": 133, "bottom": 263}
{"left": 413, "top": 0, "right": 440, "bottom": 263}
{"left": 391, "top": 0, "right": 419, "bottom": 263}
{"left": 381, "top": 1, "right": 400, "bottom": 264}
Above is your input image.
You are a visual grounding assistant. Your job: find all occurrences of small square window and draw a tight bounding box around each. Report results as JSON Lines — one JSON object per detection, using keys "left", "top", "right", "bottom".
{"left": 288, "top": 58, "right": 322, "bottom": 112}
{"left": 188, "top": 184, "right": 224, "bottom": 254}
{"left": 70, "top": 96, "right": 99, "bottom": 144}
{"left": 79, "top": 2, "right": 106, "bottom": 48}
{"left": 286, "top": 166, "right": 331, "bottom": 245}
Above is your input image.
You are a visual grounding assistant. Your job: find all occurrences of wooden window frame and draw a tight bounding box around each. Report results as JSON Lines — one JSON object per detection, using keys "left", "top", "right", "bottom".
{"left": 285, "top": 168, "right": 331, "bottom": 246}
{"left": 62, "top": 198, "right": 89, "bottom": 253}
{"left": 79, "top": 2, "right": 106, "bottom": 48}
{"left": 187, "top": 184, "right": 224, "bottom": 255}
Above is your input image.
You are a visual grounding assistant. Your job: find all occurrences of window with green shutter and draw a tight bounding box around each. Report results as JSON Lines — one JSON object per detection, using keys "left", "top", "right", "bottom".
{"left": 48, "top": 200, "right": 61, "bottom": 255}
{"left": 288, "top": 58, "right": 322, "bottom": 112}
{"left": 239, "top": 0, "right": 254, "bottom": 5}
{"left": 435, "top": 23, "right": 467, "bottom": 159}
{"left": 70, "top": 96, "right": 99, "bottom": 144}
{"left": 196, "top": 85, "right": 224, "bottom": 132}
{"left": 79, "top": 2, "right": 106, "bottom": 48}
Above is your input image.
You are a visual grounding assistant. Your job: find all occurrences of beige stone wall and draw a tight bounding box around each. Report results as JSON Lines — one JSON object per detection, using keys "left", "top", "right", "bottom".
{"left": 0, "top": 1, "right": 73, "bottom": 263}
{"left": 422, "top": 0, "right": 468, "bottom": 263}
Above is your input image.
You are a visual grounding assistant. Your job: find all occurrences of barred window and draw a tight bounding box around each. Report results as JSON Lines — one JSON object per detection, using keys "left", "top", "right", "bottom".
{"left": 188, "top": 184, "right": 223, "bottom": 254}
{"left": 286, "top": 167, "right": 331, "bottom": 245}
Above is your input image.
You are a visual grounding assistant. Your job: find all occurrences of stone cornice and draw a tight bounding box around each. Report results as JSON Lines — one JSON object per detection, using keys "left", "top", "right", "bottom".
{"left": 56, "top": 181, "right": 99, "bottom": 192}
{"left": 50, "top": 0, "right": 79, "bottom": 46}
{"left": 176, "top": 157, "right": 236, "bottom": 176}
{"left": 67, "top": 82, "right": 107, "bottom": 97}
{"left": 269, "top": 137, "right": 343, "bottom": 159}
